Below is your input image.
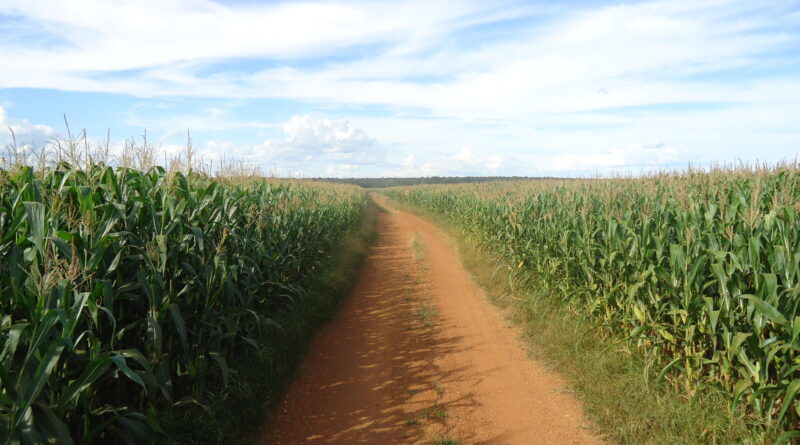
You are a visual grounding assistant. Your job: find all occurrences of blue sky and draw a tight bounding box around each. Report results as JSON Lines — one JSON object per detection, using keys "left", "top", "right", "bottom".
{"left": 1, "top": 0, "right": 799, "bottom": 177}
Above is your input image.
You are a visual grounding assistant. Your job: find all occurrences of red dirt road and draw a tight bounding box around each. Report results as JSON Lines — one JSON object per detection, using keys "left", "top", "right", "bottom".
{"left": 260, "top": 196, "right": 605, "bottom": 444}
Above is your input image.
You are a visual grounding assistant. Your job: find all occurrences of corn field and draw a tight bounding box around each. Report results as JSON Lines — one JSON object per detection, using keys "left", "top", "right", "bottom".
{"left": 0, "top": 164, "right": 366, "bottom": 443}
{"left": 384, "top": 167, "right": 800, "bottom": 439}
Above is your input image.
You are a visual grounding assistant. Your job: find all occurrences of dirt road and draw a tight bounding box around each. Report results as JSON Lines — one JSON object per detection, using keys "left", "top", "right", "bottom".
{"left": 260, "top": 196, "right": 605, "bottom": 444}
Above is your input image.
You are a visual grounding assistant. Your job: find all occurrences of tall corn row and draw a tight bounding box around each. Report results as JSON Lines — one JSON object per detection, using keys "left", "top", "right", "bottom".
{"left": 0, "top": 165, "right": 365, "bottom": 443}
{"left": 385, "top": 168, "right": 800, "bottom": 436}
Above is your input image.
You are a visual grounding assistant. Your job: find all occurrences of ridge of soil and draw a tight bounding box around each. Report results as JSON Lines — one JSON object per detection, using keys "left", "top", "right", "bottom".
{"left": 260, "top": 195, "right": 605, "bottom": 445}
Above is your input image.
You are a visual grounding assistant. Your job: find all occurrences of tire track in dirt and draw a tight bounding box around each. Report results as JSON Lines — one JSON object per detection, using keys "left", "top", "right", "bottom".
{"left": 260, "top": 195, "right": 605, "bottom": 445}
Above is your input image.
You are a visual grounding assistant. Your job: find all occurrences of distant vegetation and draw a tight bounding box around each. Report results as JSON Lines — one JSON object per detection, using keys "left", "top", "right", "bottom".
{"left": 383, "top": 166, "right": 800, "bottom": 441}
{"left": 307, "top": 176, "right": 552, "bottom": 188}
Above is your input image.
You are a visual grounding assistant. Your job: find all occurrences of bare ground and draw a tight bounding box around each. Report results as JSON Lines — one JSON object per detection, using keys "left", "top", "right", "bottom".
{"left": 260, "top": 195, "right": 605, "bottom": 445}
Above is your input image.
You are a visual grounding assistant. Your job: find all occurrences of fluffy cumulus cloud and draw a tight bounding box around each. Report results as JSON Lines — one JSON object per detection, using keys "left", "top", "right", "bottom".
{"left": 380, "top": 153, "right": 433, "bottom": 177}
{"left": 452, "top": 147, "right": 504, "bottom": 172}
{"left": 279, "top": 116, "right": 374, "bottom": 154}
{"left": 0, "top": 107, "right": 57, "bottom": 149}
{"left": 253, "top": 116, "right": 381, "bottom": 176}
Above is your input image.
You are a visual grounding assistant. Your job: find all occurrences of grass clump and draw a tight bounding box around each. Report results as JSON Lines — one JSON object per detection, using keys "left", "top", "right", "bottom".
{"left": 417, "top": 303, "right": 439, "bottom": 328}
{"left": 431, "top": 435, "right": 461, "bottom": 445}
{"left": 420, "top": 405, "right": 448, "bottom": 420}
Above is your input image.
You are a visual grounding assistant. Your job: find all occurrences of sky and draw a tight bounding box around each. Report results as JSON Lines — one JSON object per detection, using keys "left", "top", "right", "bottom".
{"left": 1, "top": 0, "right": 799, "bottom": 177}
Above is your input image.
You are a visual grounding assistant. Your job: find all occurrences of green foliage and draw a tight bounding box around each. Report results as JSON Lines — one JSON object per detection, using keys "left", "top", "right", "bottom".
{"left": 384, "top": 168, "right": 800, "bottom": 436}
{"left": 0, "top": 164, "right": 366, "bottom": 443}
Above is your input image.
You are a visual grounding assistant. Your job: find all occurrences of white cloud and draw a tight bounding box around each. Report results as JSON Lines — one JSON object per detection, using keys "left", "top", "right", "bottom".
{"left": 1, "top": 0, "right": 799, "bottom": 176}
{"left": 547, "top": 141, "right": 684, "bottom": 172}
{"left": 3, "top": 0, "right": 794, "bottom": 121}
{"left": 379, "top": 146, "right": 506, "bottom": 177}
{"left": 325, "top": 163, "right": 360, "bottom": 177}
{"left": 452, "top": 147, "right": 474, "bottom": 162}
{"left": 449, "top": 147, "right": 505, "bottom": 173}
{"left": 0, "top": 107, "right": 57, "bottom": 149}
{"left": 280, "top": 115, "right": 374, "bottom": 154}
{"left": 241, "top": 115, "right": 383, "bottom": 174}
{"left": 0, "top": 0, "right": 508, "bottom": 89}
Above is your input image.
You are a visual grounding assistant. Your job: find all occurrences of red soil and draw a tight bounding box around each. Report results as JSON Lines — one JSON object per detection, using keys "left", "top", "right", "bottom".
{"left": 260, "top": 195, "right": 605, "bottom": 445}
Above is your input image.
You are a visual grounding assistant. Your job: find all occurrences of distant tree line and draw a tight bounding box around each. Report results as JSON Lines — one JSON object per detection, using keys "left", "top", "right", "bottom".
{"left": 305, "top": 176, "right": 558, "bottom": 188}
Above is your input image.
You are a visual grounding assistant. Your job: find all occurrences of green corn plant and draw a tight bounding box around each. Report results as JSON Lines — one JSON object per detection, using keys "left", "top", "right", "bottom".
{"left": 0, "top": 164, "right": 366, "bottom": 443}
{"left": 384, "top": 165, "right": 800, "bottom": 436}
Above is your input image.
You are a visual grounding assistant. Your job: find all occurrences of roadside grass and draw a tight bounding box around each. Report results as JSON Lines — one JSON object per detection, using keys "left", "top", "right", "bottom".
{"left": 421, "top": 405, "right": 448, "bottom": 419}
{"left": 411, "top": 232, "right": 426, "bottom": 262}
{"left": 403, "top": 225, "right": 455, "bottom": 443}
{"left": 407, "top": 404, "right": 449, "bottom": 426}
{"left": 386, "top": 197, "right": 758, "bottom": 445}
{"left": 431, "top": 435, "right": 461, "bottom": 445}
{"left": 432, "top": 380, "right": 445, "bottom": 397}
{"left": 457, "top": 234, "right": 756, "bottom": 444}
{"left": 408, "top": 231, "right": 440, "bottom": 334}
{"left": 417, "top": 303, "right": 439, "bottom": 328}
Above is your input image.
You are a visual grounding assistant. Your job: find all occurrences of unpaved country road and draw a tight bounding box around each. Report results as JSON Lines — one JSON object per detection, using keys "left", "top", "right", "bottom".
{"left": 260, "top": 195, "right": 605, "bottom": 445}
